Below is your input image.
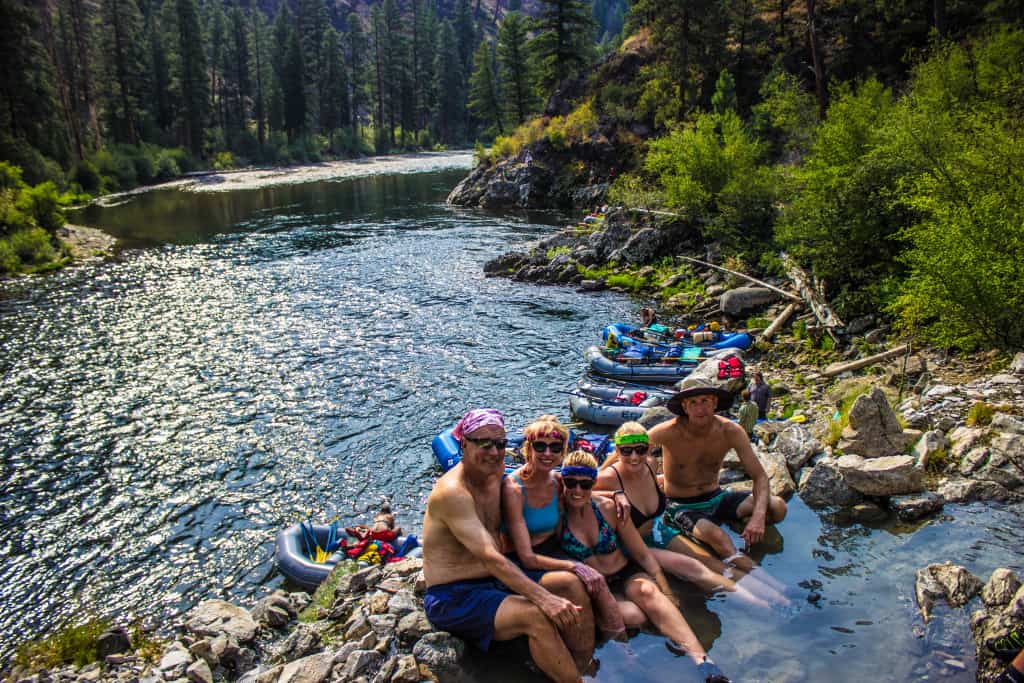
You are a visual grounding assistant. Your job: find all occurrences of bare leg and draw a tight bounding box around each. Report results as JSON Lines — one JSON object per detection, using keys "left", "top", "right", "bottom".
{"left": 541, "top": 571, "right": 595, "bottom": 669}
{"left": 623, "top": 574, "right": 706, "bottom": 665}
{"left": 650, "top": 547, "right": 771, "bottom": 609}
{"left": 616, "top": 598, "right": 646, "bottom": 628}
{"left": 666, "top": 536, "right": 788, "bottom": 606}
{"left": 493, "top": 596, "right": 581, "bottom": 683}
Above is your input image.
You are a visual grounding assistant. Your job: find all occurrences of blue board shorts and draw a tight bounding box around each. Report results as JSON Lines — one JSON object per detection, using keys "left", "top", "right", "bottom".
{"left": 662, "top": 488, "right": 750, "bottom": 536}
{"left": 423, "top": 569, "right": 545, "bottom": 651}
{"left": 644, "top": 515, "right": 683, "bottom": 549}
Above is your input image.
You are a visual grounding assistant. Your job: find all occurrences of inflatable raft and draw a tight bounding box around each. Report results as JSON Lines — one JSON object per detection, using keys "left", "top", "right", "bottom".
{"left": 602, "top": 323, "right": 754, "bottom": 352}
{"left": 568, "top": 380, "right": 674, "bottom": 426}
{"left": 585, "top": 345, "right": 741, "bottom": 383}
{"left": 275, "top": 523, "right": 421, "bottom": 591}
{"left": 431, "top": 426, "right": 613, "bottom": 473}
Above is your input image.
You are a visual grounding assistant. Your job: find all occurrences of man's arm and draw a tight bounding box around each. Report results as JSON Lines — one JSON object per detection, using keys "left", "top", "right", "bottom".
{"left": 727, "top": 421, "right": 770, "bottom": 546}
{"left": 435, "top": 486, "right": 582, "bottom": 628}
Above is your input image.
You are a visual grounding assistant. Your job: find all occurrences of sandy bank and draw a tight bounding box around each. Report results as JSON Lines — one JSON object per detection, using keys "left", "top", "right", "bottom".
{"left": 96, "top": 151, "right": 474, "bottom": 205}
{"left": 57, "top": 224, "right": 118, "bottom": 259}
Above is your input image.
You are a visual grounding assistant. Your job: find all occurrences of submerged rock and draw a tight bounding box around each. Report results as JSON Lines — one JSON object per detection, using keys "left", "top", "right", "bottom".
{"left": 888, "top": 492, "right": 944, "bottom": 521}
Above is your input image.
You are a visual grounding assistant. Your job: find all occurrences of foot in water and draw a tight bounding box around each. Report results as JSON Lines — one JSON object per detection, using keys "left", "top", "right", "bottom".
{"left": 664, "top": 642, "right": 732, "bottom": 683}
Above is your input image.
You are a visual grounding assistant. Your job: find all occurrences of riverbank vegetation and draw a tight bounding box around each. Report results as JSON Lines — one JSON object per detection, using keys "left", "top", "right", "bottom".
{"left": 0, "top": 163, "right": 72, "bottom": 275}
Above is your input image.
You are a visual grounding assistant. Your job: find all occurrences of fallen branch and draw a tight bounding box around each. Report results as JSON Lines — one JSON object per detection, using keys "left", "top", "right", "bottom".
{"left": 782, "top": 253, "right": 845, "bottom": 343}
{"left": 822, "top": 344, "right": 910, "bottom": 377}
{"left": 676, "top": 256, "right": 802, "bottom": 302}
{"left": 761, "top": 303, "right": 801, "bottom": 341}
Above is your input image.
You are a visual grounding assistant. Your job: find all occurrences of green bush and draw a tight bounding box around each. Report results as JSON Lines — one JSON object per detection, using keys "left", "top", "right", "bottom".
{"left": 18, "top": 181, "right": 64, "bottom": 232}
{"left": 73, "top": 161, "right": 102, "bottom": 195}
{"left": 9, "top": 227, "right": 57, "bottom": 265}
{"left": 14, "top": 619, "right": 110, "bottom": 671}
{"left": 153, "top": 151, "right": 181, "bottom": 181}
{"left": 966, "top": 402, "right": 995, "bottom": 426}
{"left": 213, "top": 151, "right": 237, "bottom": 170}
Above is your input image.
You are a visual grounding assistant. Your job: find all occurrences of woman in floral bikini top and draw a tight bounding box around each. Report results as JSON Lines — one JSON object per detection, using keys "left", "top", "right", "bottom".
{"left": 559, "top": 449, "right": 732, "bottom": 683}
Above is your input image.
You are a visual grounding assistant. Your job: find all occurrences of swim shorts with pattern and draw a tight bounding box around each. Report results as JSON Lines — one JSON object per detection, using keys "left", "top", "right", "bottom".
{"left": 662, "top": 488, "right": 750, "bottom": 536}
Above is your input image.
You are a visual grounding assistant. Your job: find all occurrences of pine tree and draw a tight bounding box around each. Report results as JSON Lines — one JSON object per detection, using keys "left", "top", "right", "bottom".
{"left": 346, "top": 12, "right": 369, "bottom": 145}
{"left": 414, "top": 2, "right": 438, "bottom": 134}
{"left": 497, "top": 11, "right": 536, "bottom": 126}
{"left": 282, "top": 28, "right": 306, "bottom": 140}
{"left": 226, "top": 6, "right": 251, "bottom": 145}
{"left": 269, "top": 4, "right": 293, "bottom": 134}
{"left": 176, "top": 0, "right": 208, "bottom": 156}
{"left": 468, "top": 40, "right": 503, "bottom": 136}
{"left": 206, "top": 3, "right": 227, "bottom": 134}
{"left": 100, "top": 0, "right": 146, "bottom": 144}
{"left": 145, "top": 6, "right": 174, "bottom": 137}
{"left": 250, "top": 8, "right": 270, "bottom": 148}
{"left": 297, "top": 0, "right": 328, "bottom": 133}
{"left": 434, "top": 19, "right": 464, "bottom": 144}
{"left": 532, "top": 0, "right": 595, "bottom": 98}
{"left": 320, "top": 26, "right": 350, "bottom": 150}
{"left": 453, "top": 0, "right": 476, "bottom": 75}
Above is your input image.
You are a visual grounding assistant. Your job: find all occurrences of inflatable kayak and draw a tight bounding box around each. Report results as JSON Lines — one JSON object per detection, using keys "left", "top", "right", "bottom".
{"left": 585, "top": 345, "right": 742, "bottom": 383}
{"left": 568, "top": 380, "right": 674, "bottom": 426}
{"left": 603, "top": 323, "right": 754, "bottom": 352}
{"left": 275, "top": 522, "right": 421, "bottom": 591}
{"left": 431, "top": 426, "right": 613, "bottom": 473}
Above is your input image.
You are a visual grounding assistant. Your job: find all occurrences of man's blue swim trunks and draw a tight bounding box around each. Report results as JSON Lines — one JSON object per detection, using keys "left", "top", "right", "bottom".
{"left": 423, "top": 570, "right": 545, "bottom": 651}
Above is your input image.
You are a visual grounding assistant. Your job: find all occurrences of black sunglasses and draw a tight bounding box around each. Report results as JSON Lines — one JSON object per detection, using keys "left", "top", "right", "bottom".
{"left": 618, "top": 444, "right": 649, "bottom": 456}
{"left": 562, "top": 478, "right": 594, "bottom": 490}
{"left": 530, "top": 440, "right": 565, "bottom": 454}
{"left": 463, "top": 436, "right": 509, "bottom": 451}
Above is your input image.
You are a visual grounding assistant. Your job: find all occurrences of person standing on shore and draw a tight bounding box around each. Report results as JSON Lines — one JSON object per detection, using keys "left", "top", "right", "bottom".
{"left": 749, "top": 371, "right": 772, "bottom": 419}
{"left": 737, "top": 390, "right": 759, "bottom": 443}
{"left": 421, "top": 409, "right": 595, "bottom": 683}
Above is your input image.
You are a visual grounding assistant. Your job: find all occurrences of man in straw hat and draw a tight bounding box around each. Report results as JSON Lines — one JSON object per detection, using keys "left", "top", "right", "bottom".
{"left": 422, "top": 408, "right": 595, "bottom": 683}
{"left": 649, "top": 377, "right": 788, "bottom": 570}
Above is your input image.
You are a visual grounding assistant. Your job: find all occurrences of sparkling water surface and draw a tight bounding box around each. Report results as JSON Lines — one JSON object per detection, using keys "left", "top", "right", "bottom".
{"left": 0, "top": 164, "right": 1020, "bottom": 681}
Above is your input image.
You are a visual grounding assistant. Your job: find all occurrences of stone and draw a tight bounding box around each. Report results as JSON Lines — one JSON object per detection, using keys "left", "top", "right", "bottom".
{"left": 772, "top": 424, "right": 821, "bottom": 472}
{"left": 96, "top": 627, "right": 132, "bottom": 659}
{"left": 184, "top": 600, "right": 258, "bottom": 643}
{"left": 992, "top": 413, "right": 1024, "bottom": 435}
{"left": 926, "top": 385, "right": 958, "bottom": 399}
{"left": 412, "top": 633, "right": 465, "bottom": 677}
{"left": 836, "top": 454, "right": 924, "bottom": 496}
{"left": 342, "top": 651, "right": 383, "bottom": 680}
{"left": 960, "top": 446, "right": 991, "bottom": 476}
{"left": 255, "top": 665, "right": 283, "bottom": 683}
{"left": 950, "top": 427, "right": 988, "bottom": 459}
{"left": 386, "top": 589, "right": 418, "bottom": 618}
{"left": 276, "top": 652, "right": 334, "bottom": 683}
{"left": 674, "top": 353, "right": 747, "bottom": 395}
{"left": 368, "top": 614, "right": 397, "bottom": 638}
{"left": 913, "top": 430, "right": 950, "bottom": 470}
{"left": 916, "top": 563, "right": 983, "bottom": 621}
{"left": 938, "top": 478, "right": 1014, "bottom": 503}
{"left": 188, "top": 640, "right": 217, "bottom": 668}
{"left": 365, "top": 591, "right": 390, "bottom": 615}
{"left": 982, "top": 568, "right": 1022, "bottom": 607}
{"left": 1011, "top": 352, "right": 1024, "bottom": 374}
{"left": 719, "top": 287, "right": 780, "bottom": 316}
{"left": 396, "top": 611, "right": 433, "bottom": 644}
{"left": 252, "top": 594, "right": 294, "bottom": 628}
{"left": 990, "top": 433, "right": 1024, "bottom": 466}
{"left": 850, "top": 502, "right": 888, "bottom": 523}
{"left": 889, "top": 492, "right": 944, "bottom": 521}
{"left": 989, "top": 374, "right": 1021, "bottom": 385}
{"left": 339, "top": 566, "right": 383, "bottom": 595}
{"left": 799, "top": 457, "right": 863, "bottom": 508}
{"left": 838, "top": 388, "right": 920, "bottom": 458}
{"left": 756, "top": 448, "right": 796, "bottom": 497}
{"left": 384, "top": 558, "right": 423, "bottom": 577}
{"left": 389, "top": 655, "right": 420, "bottom": 683}
{"left": 185, "top": 660, "right": 212, "bottom": 683}
{"left": 344, "top": 611, "right": 372, "bottom": 641}
{"left": 1010, "top": 584, "right": 1024, "bottom": 618}
{"left": 271, "top": 623, "right": 323, "bottom": 663}
{"left": 159, "top": 650, "right": 192, "bottom": 679}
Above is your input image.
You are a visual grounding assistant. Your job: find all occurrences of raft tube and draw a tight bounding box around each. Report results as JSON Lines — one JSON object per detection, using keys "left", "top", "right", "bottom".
{"left": 275, "top": 523, "right": 421, "bottom": 591}
{"left": 432, "top": 426, "right": 613, "bottom": 473}
{"left": 568, "top": 380, "right": 674, "bottom": 426}
{"left": 584, "top": 345, "right": 752, "bottom": 383}
{"left": 603, "top": 323, "right": 754, "bottom": 352}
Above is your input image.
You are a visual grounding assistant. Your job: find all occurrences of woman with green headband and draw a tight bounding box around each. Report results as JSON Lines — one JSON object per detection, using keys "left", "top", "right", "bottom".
{"left": 595, "top": 422, "right": 777, "bottom": 608}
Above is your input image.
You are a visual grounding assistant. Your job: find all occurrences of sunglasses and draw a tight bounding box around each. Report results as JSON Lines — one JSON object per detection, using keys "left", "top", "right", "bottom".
{"left": 562, "top": 478, "right": 594, "bottom": 490}
{"left": 463, "top": 436, "right": 509, "bottom": 451}
{"left": 530, "top": 440, "right": 565, "bottom": 454}
{"left": 618, "top": 444, "right": 649, "bottom": 456}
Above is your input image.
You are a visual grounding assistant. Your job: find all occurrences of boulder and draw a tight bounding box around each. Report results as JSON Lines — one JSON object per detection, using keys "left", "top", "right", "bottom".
{"left": 950, "top": 427, "right": 989, "bottom": 460}
{"left": 396, "top": 611, "right": 433, "bottom": 645}
{"left": 95, "top": 627, "right": 132, "bottom": 659}
{"left": 982, "top": 569, "right": 1022, "bottom": 608}
{"left": 992, "top": 413, "right": 1024, "bottom": 435}
{"left": 186, "top": 660, "right": 213, "bottom": 683}
{"left": 607, "top": 227, "right": 663, "bottom": 265}
{"left": 849, "top": 502, "right": 888, "bottom": 524}
{"left": 184, "top": 600, "right": 258, "bottom": 643}
{"left": 838, "top": 388, "right": 920, "bottom": 458}
{"left": 938, "top": 478, "right": 1015, "bottom": 503}
{"left": 719, "top": 287, "right": 780, "bottom": 317}
{"left": 798, "top": 457, "right": 863, "bottom": 508}
{"left": 772, "top": 424, "right": 821, "bottom": 472}
{"left": 341, "top": 650, "right": 383, "bottom": 681}
{"left": 411, "top": 632, "right": 466, "bottom": 678}
{"left": 276, "top": 652, "right": 334, "bottom": 683}
{"left": 159, "top": 649, "right": 193, "bottom": 679}
{"left": 836, "top": 454, "right": 924, "bottom": 496}
{"left": 386, "top": 589, "right": 419, "bottom": 618}
{"left": 1011, "top": 352, "right": 1024, "bottom": 374}
{"left": 271, "top": 623, "right": 323, "bottom": 663}
{"left": 916, "top": 562, "right": 983, "bottom": 622}
{"left": 888, "top": 492, "right": 944, "bottom": 522}
{"left": 757, "top": 448, "right": 796, "bottom": 497}
{"left": 913, "top": 430, "right": 950, "bottom": 470}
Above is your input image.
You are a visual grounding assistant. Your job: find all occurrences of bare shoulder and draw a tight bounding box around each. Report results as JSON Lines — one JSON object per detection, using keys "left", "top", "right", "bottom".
{"left": 648, "top": 419, "right": 675, "bottom": 442}
{"left": 428, "top": 471, "right": 473, "bottom": 515}
{"left": 594, "top": 495, "right": 617, "bottom": 519}
{"left": 718, "top": 416, "right": 750, "bottom": 443}
{"left": 595, "top": 467, "right": 618, "bottom": 491}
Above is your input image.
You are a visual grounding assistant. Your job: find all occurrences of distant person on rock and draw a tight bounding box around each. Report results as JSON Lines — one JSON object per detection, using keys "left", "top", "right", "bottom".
{"left": 736, "top": 390, "right": 759, "bottom": 443}
{"left": 749, "top": 371, "right": 772, "bottom": 419}
{"left": 649, "top": 378, "right": 788, "bottom": 579}
{"left": 422, "top": 408, "right": 594, "bottom": 683}
{"left": 640, "top": 307, "right": 658, "bottom": 328}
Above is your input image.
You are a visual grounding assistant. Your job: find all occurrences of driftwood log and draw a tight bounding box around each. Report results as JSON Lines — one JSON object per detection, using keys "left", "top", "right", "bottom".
{"left": 823, "top": 344, "right": 910, "bottom": 377}
{"left": 761, "top": 303, "right": 801, "bottom": 341}
{"left": 782, "top": 253, "right": 845, "bottom": 343}
{"left": 677, "top": 256, "right": 802, "bottom": 302}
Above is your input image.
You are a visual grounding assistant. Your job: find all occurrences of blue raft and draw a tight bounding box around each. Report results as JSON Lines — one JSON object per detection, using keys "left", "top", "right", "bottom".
{"left": 567, "top": 380, "right": 674, "bottom": 426}
{"left": 602, "top": 323, "right": 754, "bottom": 352}
{"left": 431, "top": 426, "right": 613, "bottom": 473}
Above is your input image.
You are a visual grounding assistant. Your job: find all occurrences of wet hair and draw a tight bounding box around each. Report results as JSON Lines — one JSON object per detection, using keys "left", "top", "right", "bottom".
{"left": 742, "top": 389, "right": 751, "bottom": 399}
{"left": 521, "top": 415, "right": 570, "bottom": 480}
{"left": 563, "top": 449, "right": 598, "bottom": 471}
{"left": 601, "top": 421, "right": 648, "bottom": 469}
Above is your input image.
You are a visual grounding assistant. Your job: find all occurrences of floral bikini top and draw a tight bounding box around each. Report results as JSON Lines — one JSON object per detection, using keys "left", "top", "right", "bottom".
{"left": 560, "top": 500, "right": 620, "bottom": 561}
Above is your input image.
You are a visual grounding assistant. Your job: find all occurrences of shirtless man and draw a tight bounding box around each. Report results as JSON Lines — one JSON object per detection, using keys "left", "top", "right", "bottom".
{"left": 649, "top": 377, "right": 787, "bottom": 570}
{"left": 422, "top": 409, "right": 594, "bottom": 683}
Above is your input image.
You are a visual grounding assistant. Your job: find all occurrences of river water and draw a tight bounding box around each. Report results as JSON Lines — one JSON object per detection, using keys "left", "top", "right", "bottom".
{"left": 0, "top": 159, "right": 1020, "bottom": 680}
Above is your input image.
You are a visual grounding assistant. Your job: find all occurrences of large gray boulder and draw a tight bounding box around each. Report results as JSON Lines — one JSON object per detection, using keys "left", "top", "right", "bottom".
{"left": 888, "top": 492, "right": 944, "bottom": 521}
{"left": 276, "top": 652, "right": 334, "bottom": 683}
{"left": 719, "top": 287, "right": 780, "bottom": 316}
{"left": 798, "top": 457, "right": 863, "bottom": 508}
{"left": 938, "top": 477, "right": 1015, "bottom": 503}
{"left": 916, "top": 562, "right": 983, "bottom": 622}
{"left": 772, "top": 424, "right": 822, "bottom": 472}
{"left": 184, "top": 600, "right": 258, "bottom": 643}
{"left": 836, "top": 454, "right": 924, "bottom": 496}
{"left": 838, "top": 388, "right": 920, "bottom": 457}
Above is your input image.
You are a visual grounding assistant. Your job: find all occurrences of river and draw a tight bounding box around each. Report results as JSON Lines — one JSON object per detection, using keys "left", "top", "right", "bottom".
{"left": 0, "top": 156, "right": 1020, "bottom": 680}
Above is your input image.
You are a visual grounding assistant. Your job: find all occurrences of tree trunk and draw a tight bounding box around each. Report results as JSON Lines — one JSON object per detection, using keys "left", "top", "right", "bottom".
{"left": 933, "top": 0, "right": 946, "bottom": 37}
{"left": 806, "top": 0, "right": 827, "bottom": 120}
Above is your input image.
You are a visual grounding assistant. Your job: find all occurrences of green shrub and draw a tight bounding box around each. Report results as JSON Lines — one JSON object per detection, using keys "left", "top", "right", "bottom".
{"left": 17, "top": 181, "right": 64, "bottom": 232}
{"left": 0, "top": 161, "right": 25, "bottom": 190}
{"left": 73, "top": 160, "right": 102, "bottom": 195}
{"left": 153, "top": 151, "right": 181, "bottom": 181}
{"left": 14, "top": 619, "right": 110, "bottom": 671}
{"left": 213, "top": 151, "right": 237, "bottom": 171}
{"left": 0, "top": 238, "right": 18, "bottom": 273}
{"left": 966, "top": 402, "right": 995, "bottom": 426}
{"left": 9, "top": 227, "right": 57, "bottom": 265}
{"left": 546, "top": 246, "right": 570, "bottom": 260}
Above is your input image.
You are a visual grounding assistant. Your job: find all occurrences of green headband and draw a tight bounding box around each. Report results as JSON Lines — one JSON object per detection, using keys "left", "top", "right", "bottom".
{"left": 615, "top": 433, "right": 649, "bottom": 446}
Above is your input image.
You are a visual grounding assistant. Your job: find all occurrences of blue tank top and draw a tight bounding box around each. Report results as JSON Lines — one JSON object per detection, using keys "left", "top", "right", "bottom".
{"left": 512, "top": 474, "right": 560, "bottom": 536}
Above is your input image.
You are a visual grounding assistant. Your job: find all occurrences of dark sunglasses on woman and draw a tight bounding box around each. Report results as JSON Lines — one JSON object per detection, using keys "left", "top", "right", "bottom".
{"left": 618, "top": 444, "right": 649, "bottom": 456}
{"left": 562, "top": 477, "right": 594, "bottom": 490}
{"left": 530, "top": 440, "right": 564, "bottom": 454}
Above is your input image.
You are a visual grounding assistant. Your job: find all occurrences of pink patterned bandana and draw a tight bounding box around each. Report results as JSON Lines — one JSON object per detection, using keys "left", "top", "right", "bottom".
{"left": 452, "top": 408, "right": 505, "bottom": 441}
